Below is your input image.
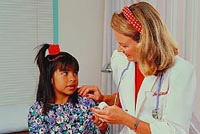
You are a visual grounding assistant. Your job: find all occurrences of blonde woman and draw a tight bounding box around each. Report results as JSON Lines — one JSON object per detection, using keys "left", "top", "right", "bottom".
{"left": 79, "top": 2, "right": 196, "bottom": 134}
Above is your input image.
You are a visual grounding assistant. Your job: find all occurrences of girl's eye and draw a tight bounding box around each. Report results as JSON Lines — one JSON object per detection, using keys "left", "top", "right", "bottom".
{"left": 74, "top": 72, "right": 78, "bottom": 76}
{"left": 62, "top": 71, "right": 78, "bottom": 76}
{"left": 62, "top": 71, "right": 68, "bottom": 75}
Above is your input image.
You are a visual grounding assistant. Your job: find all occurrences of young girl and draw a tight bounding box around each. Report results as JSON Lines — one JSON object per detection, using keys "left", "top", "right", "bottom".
{"left": 28, "top": 44, "right": 107, "bottom": 133}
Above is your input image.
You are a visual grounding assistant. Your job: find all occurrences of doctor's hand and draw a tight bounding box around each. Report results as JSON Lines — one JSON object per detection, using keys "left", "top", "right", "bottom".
{"left": 91, "top": 105, "right": 128, "bottom": 124}
{"left": 78, "top": 85, "right": 104, "bottom": 102}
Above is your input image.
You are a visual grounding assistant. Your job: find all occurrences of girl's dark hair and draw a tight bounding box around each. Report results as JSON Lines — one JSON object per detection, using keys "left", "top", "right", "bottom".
{"left": 35, "top": 44, "right": 79, "bottom": 114}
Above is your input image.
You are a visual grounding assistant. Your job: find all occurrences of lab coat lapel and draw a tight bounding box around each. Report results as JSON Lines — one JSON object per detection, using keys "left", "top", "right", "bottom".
{"left": 135, "top": 75, "right": 157, "bottom": 117}
{"left": 119, "top": 63, "right": 135, "bottom": 115}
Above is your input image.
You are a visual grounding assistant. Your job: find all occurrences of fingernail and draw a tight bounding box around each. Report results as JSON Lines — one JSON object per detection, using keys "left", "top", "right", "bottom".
{"left": 91, "top": 115, "right": 95, "bottom": 120}
{"left": 90, "top": 108, "right": 94, "bottom": 112}
{"left": 84, "top": 94, "right": 89, "bottom": 97}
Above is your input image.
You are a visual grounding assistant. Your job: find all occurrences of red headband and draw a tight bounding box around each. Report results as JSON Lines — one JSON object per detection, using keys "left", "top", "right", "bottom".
{"left": 122, "top": 6, "right": 142, "bottom": 33}
{"left": 48, "top": 44, "right": 60, "bottom": 55}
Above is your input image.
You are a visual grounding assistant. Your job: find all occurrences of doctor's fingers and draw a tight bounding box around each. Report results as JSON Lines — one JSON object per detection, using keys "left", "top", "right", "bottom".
{"left": 78, "top": 85, "right": 98, "bottom": 95}
{"left": 79, "top": 86, "right": 103, "bottom": 102}
{"left": 88, "top": 93, "right": 104, "bottom": 102}
{"left": 92, "top": 110, "right": 116, "bottom": 124}
{"left": 94, "top": 106, "right": 125, "bottom": 121}
{"left": 94, "top": 119, "right": 108, "bottom": 131}
{"left": 92, "top": 115, "right": 103, "bottom": 123}
{"left": 92, "top": 112, "right": 114, "bottom": 124}
{"left": 91, "top": 108, "right": 110, "bottom": 119}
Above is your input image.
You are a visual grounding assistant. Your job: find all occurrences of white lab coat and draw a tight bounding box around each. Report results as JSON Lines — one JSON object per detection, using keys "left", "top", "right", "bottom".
{"left": 111, "top": 50, "right": 196, "bottom": 134}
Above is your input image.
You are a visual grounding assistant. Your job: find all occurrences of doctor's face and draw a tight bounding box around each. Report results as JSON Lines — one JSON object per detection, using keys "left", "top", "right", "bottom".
{"left": 114, "top": 30, "right": 139, "bottom": 62}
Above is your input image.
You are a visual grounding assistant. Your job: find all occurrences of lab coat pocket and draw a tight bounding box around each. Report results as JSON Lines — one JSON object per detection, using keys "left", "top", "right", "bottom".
{"left": 143, "top": 91, "right": 167, "bottom": 121}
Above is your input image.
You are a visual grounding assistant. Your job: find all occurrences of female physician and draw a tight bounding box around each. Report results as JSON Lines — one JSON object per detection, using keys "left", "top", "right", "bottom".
{"left": 78, "top": 2, "right": 197, "bottom": 134}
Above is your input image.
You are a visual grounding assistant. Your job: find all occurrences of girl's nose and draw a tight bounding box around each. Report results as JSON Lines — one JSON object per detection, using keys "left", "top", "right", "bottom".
{"left": 68, "top": 73, "right": 76, "bottom": 82}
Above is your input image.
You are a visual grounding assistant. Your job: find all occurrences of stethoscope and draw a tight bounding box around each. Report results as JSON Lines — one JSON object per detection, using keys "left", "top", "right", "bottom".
{"left": 114, "top": 61, "right": 130, "bottom": 105}
{"left": 152, "top": 73, "right": 164, "bottom": 120}
{"left": 113, "top": 62, "right": 165, "bottom": 120}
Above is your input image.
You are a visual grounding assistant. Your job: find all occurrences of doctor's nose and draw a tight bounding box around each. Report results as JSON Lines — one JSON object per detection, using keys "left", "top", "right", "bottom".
{"left": 117, "top": 45, "right": 124, "bottom": 53}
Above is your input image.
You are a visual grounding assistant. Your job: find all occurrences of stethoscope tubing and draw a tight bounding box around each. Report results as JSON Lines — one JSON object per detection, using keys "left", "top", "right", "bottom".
{"left": 114, "top": 62, "right": 164, "bottom": 120}
{"left": 114, "top": 61, "right": 130, "bottom": 105}
{"left": 155, "top": 74, "right": 163, "bottom": 111}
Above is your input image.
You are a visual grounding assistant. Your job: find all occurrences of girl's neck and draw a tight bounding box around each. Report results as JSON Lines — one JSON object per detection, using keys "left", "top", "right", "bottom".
{"left": 52, "top": 92, "right": 78, "bottom": 105}
{"left": 53, "top": 96, "right": 70, "bottom": 104}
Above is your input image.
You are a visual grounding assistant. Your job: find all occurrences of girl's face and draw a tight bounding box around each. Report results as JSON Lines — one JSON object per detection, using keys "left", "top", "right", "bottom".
{"left": 51, "top": 67, "right": 78, "bottom": 103}
{"left": 114, "top": 30, "right": 139, "bottom": 62}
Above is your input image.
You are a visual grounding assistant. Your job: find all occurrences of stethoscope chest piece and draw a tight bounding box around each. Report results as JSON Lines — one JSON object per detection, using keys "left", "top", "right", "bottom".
{"left": 152, "top": 109, "right": 162, "bottom": 120}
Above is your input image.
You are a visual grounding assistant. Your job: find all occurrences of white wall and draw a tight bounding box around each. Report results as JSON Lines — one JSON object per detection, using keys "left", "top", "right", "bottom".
{"left": 59, "top": 0, "right": 104, "bottom": 87}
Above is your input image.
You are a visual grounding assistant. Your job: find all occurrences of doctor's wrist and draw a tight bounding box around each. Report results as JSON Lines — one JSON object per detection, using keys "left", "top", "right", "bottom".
{"left": 128, "top": 118, "right": 140, "bottom": 132}
{"left": 99, "top": 95, "right": 104, "bottom": 102}
{"left": 101, "top": 94, "right": 116, "bottom": 106}
{"left": 133, "top": 118, "right": 140, "bottom": 131}
{"left": 127, "top": 116, "right": 151, "bottom": 134}
{"left": 123, "top": 114, "right": 140, "bottom": 131}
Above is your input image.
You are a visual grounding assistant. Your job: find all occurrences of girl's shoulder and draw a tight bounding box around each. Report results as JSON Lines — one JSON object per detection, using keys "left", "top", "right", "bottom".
{"left": 77, "top": 95, "right": 97, "bottom": 107}
{"left": 29, "top": 101, "right": 43, "bottom": 112}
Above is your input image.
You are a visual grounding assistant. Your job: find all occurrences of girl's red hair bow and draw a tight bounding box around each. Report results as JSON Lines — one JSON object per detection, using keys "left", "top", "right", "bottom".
{"left": 48, "top": 44, "right": 60, "bottom": 55}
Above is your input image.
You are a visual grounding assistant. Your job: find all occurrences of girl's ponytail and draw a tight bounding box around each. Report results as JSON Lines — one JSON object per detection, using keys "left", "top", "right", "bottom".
{"left": 35, "top": 44, "right": 49, "bottom": 74}
{"left": 35, "top": 44, "right": 50, "bottom": 114}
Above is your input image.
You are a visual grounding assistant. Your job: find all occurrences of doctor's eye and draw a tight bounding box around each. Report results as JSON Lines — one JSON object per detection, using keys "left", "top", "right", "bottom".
{"left": 120, "top": 44, "right": 129, "bottom": 49}
{"left": 123, "top": 46, "right": 129, "bottom": 49}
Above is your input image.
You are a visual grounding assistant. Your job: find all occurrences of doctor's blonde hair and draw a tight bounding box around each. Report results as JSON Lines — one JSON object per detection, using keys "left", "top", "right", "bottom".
{"left": 111, "top": 2, "right": 178, "bottom": 76}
